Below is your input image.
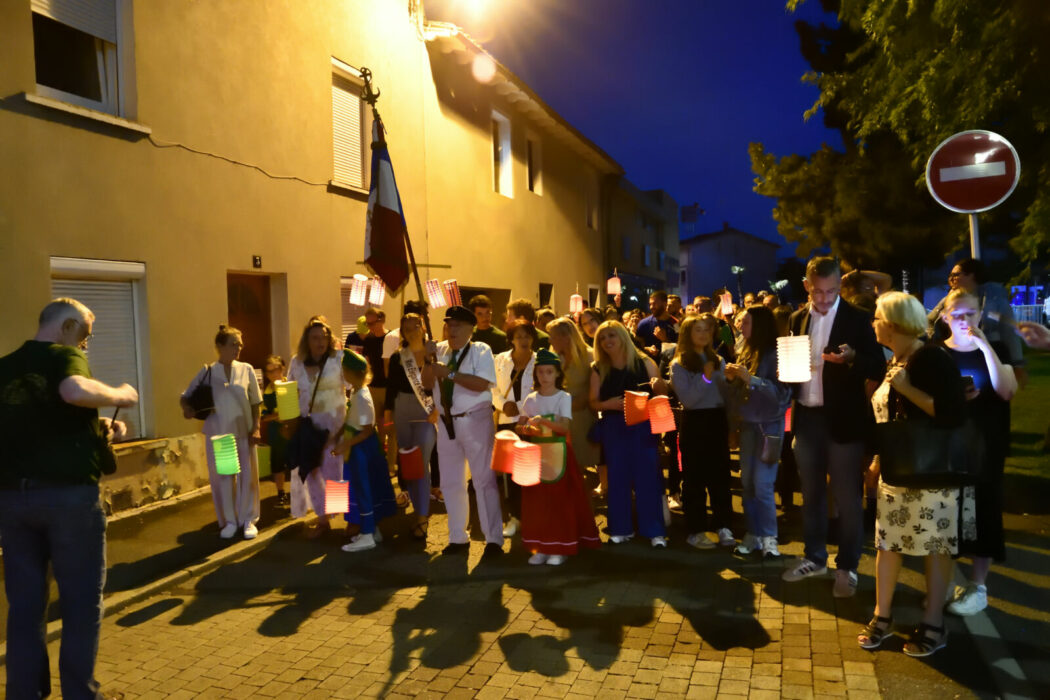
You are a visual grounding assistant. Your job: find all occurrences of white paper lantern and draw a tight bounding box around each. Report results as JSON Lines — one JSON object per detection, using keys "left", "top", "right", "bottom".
{"left": 607, "top": 273, "right": 622, "bottom": 295}
{"left": 425, "top": 278, "right": 448, "bottom": 309}
{"left": 368, "top": 277, "right": 385, "bottom": 305}
{"left": 349, "top": 274, "right": 369, "bottom": 306}
{"left": 569, "top": 293, "right": 585, "bottom": 313}
{"left": 777, "top": 335, "right": 812, "bottom": 383}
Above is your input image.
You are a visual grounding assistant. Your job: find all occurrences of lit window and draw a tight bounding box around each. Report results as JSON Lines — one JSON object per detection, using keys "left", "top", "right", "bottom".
{"left": 492, "top": 111, "right": 512, "bottom": 197}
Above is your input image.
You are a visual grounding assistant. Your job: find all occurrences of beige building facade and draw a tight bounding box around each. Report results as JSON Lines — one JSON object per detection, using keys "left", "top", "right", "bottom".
{"left": 0, "top": 1, "right": 620, "bottom": 462}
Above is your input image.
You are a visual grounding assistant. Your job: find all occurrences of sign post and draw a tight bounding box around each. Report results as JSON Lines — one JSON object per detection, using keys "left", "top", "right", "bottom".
{"left": 925, "top": 130, "right": 1020, "bottom": 260}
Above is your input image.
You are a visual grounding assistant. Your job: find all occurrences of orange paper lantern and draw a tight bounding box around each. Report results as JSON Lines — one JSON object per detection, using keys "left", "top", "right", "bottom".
{"left": 647, "top": 395, "right": 676, "bottom": 434}
{"left": 511, "top": 440, "right": 541, "bottom": 486}
{"left": 442, "top": 279, "right": 462, "bottom": 307}
{"left": 490, "top": 430, "right": 518, "bottom": 474}
{"left": 325, "top": 480, "right": 350, "bottom": 514}
{"left": 399, "top": 446, "right": 424, "bottom": 480}
{"left": 624, "top": 390, "right": 649, "bottom": 426}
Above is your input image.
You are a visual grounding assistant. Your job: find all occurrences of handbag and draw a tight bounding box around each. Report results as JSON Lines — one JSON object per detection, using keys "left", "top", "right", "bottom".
{"left": 875, "top": 417, "right": 985, "bottom": 489}
{"left": 287, "top": 355, "right": 330, "bottom": 478}
{"left": 759, "top": 434, "right": 782, "bottom": 464}
{"left": 186, "top": 366, "right": 215, "bottom": 419}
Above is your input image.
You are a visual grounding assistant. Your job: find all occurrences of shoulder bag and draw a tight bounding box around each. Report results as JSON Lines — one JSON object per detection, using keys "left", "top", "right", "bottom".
{"left": 187, "top": 365, "right": 215, "bottom": 420}
{"left": 287, "top": 355, "right": 331, "bottom": 478}
{"left": 875, "top": 415, "right": 985, "bottom": 489}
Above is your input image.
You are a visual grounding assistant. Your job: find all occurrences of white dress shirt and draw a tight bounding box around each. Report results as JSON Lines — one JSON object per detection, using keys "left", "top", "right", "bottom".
{"left": 799, "top": 295, "right": 840, "bottom": 407}
{"left": 432, "top": 341, "right": 497, "bottom": 416}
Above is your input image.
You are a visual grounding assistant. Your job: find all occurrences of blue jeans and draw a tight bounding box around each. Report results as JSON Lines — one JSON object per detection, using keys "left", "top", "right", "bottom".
{"left": 791, "top": 406, "right": 866, "bottom": 571}
{"left": 738, "top": 421, "right": 781, "bottom": 538}
{"left": 0, "top": 483, "right": 107, "bottom": 700}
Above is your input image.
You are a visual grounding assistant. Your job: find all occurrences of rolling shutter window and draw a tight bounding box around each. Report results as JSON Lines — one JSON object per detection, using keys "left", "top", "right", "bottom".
{"left": 51, "top": 279, "right": 142, "bottom": 439}
{"left": 31, "top": 0, "right": 117, "bottom": 43}
{"left": 332, "top": 74, "right": 365, "bottom": 188}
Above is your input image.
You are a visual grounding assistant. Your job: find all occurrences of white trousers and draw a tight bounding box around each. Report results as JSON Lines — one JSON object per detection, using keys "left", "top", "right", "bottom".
{"left": 204, "top": 433, "right": 260, "bottom": 528}
{"left": 437, "top": 410, "right": 502, "bottom": 544}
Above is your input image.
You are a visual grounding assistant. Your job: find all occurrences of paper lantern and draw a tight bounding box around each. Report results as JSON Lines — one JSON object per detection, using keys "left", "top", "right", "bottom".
{"left": 607, "top": 272, "right": 622, "bottom": 295}
{"left": 256, "top": 444, "right": 271, "bottom": 479}
{"left": 274, "top": 380, "right": 300, "bottom": 420}
{"left": 349, "top": 274, "right": 369, "bottom": 306}
{"left": 569, "top": 293, "right": 585, "bottom": 313}
{"left": 442, "top": 279, "right": 462, "bottom": 307}
{"left": 490, "top": 430, "right": 518, "bottom": 474}
{"left": 368, "top": 277, "right": 386, "bottom": 305}
{"left": 399, "top": 446, "right": 425, "bottom": 480}
{"left": 511, "top": 440, "right": 542, "bottom": 486}
{"left": 784, "top": 405, "right": 792, "bottom": 433}
{"left": 719, "top": 291, "right": 734, "bottom": 316}
{"left": 325, "top": 479, "right": 350, "bottom": 514}
{"left": 624, "top": 390, "right": 649, "bottom": 426}
{"left": 647, "top": 395, "right": 676, "bottom": 434}
{"left": 211, "top": 434, "right": 241, "bottom": 475}
{"left": 425, "top": 278, "right": 447, "bottom": 309}
{"left": 777, "top": 335, "right": 812, "bottom": 383}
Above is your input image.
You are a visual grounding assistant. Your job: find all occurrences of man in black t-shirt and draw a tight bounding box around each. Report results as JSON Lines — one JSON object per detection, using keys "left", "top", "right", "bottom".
{"left": 0, "top": 298, "right": 137, "bottom": 699}
{"left": 362, "top": 307, "right": 397, "bottom": 470}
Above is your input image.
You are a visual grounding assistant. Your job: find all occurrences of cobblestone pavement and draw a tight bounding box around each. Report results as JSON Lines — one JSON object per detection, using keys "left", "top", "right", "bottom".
{"left": 6, "top": 498, "right": 1031, "bottom": 700}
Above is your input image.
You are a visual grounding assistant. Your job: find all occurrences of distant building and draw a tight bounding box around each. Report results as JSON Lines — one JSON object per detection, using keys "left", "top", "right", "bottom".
{"left": 605, "top": 179, "right": 680, "bottom": 309}
{"left": 680, "top": 222, "right": 779, "bottom": 303}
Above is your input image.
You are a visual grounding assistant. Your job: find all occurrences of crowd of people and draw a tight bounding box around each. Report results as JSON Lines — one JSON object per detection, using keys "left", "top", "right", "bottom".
{"left": 1, "top": 252, "right": 1043, "bottom": 695}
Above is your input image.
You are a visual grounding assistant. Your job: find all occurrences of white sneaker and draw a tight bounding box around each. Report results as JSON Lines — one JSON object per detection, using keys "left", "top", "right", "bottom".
{"left": 373, "top": 528, "right": 383, "bottom": 543}
{"left": 947, "top": 583, "right": 988, "bottom": 616}
{"left": 833, "top": 569, "right": 858, "bottom": 598}
{"left": 760, "top": 536, "right": 781, "bottom": 558}
{"left": 341, "top": 533, "right": 376, "bottom": 552}
{"left": 782, "top": 557, "right": 828, "bottom": 582}
{"left": 502, "top": 517, "right": 520, "bottom": 538}
{"left": 651, "top": 536, "right": 668, "bottom": 548}
{"left": 735, "top": 533, "right": 759, "bottom": 555}
{"left": 242, "top": 523, "right": 258, "bottom": 540}
{"left": 546, "top": 555, "right": 567, "bottom": 566}
{"left": 528, "top": 552, "right": 549, "bottom": 565}
{"left": 609, "top": 534, "right": 633, "bottom": 544}
{"left": 219, "top": 523, "right": 237, "bottom": 539}
{"left": 717, "top": 528, "right": 736, "bottom": 547}
{"left": 686, "top": 533, "right": 717, "bottom": 550}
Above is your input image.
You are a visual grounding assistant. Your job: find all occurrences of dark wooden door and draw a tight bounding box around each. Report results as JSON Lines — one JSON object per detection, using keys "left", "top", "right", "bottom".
{"left": 227, "top": 273, "right": 272, "bottom": 371}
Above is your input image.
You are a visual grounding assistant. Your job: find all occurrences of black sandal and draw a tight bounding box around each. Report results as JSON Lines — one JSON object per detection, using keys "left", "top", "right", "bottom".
{"left": 857, "top": 615, "right": 895, "bottom": 650}
{"left": 411, "top": 520, "right": 429, "bottom": 540}
{"left": 903, "top": 622, "right": 947, "bottom": 657}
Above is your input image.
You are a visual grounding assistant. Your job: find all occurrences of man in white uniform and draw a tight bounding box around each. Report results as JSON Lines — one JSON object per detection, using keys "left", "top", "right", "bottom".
{"left": 424, "top": 305, "right": 503, "bottom": 559}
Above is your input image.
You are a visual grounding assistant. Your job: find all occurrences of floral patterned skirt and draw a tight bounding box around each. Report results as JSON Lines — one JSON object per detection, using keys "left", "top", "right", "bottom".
{"left": 875, "top": 478, "right": 960, "bottom": 556}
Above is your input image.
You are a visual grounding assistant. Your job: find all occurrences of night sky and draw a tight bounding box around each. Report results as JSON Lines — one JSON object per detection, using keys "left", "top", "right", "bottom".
{"left": 425, "top": 0, "right": 841, "bottom": 258}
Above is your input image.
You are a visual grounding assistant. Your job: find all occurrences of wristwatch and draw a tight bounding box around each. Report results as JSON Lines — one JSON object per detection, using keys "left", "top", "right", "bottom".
{"left": 447, "top": 370, "right": 457, "bottom": 381}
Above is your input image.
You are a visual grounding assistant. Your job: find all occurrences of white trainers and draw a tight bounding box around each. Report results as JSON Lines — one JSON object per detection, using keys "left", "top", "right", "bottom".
{"left": 651, "top": 536, "right": 668, "bottom": 548}
{"left": 686, "top": 533, "right": 717, "bottom": 550}
{"left": 832, "top": 569, "right": 858, "bottom": 598}
{"left": 528, "top": 552, "right": 549, "bottom": 565}
{"left": 341, "top": 533, "right": 376, "bottom": 552}
{"left": 947, "top": 583, "right": 988, "bottom": 616}
{"left": 760, "top": 536, "right": 781, "bottom": 558}
{"left": 546, "top": 555, "right": 567, "bottom": 566}
{"left": 782, "top": 557, "right": 827, "bottom": 582}
{"left": 609, "top": 534, "right": 633, "bottom": 544}
{"left": 735, "top": 533, "right": 759, "bottom": 555}
{"left": 717, "top": 528, "right": 736, "bottom": 547}
{"left": 242, "top": 523, "right": 258, "bottom": 540}
{"left": 502, "top": 517, "right": 520, "bottom": 538}
{"left": 219, "top": 523, "right": 237, "bottom": 539}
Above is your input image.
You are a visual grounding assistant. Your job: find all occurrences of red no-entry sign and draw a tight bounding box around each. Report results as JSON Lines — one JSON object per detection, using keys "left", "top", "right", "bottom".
{"left": 926, "top": 130, "right": 1020, "bottom": 214}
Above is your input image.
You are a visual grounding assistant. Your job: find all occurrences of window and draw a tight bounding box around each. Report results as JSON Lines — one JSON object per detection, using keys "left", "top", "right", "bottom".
{"left": 31, "top": 0, "right": 123, "bottom": 115}
{"left": 526, "top": 137, "right": 542, "bottom": 194}
{"left": 51, "top": 257, "right": 150, "bottom": 439}
{"left": 492, "top": 110, "right": 512, "bottom": 197}
{"left": 332, "top": 58, "right": 369, "bottom": 191}
{"left": 587, "top": 285, "right": 599, "bottom": 308}
{"left": 622, "top": 236, "right": 631, "bottom": 262}
{"left": 643, "top": 245, "right": 652, "bottom": 267}
{"left": 538, "top": 282, "right": 553, "bottom": 308}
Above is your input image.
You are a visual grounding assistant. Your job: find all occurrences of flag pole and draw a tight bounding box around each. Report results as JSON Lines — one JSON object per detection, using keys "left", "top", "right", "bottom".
{"left": 361, "top": 68, "right": 433, "bottom": 339}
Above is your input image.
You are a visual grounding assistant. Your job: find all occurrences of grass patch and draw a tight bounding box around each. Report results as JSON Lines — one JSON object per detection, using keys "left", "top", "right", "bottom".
{"left": 1006, "top": 349, "right": 1050, "bottom": 481}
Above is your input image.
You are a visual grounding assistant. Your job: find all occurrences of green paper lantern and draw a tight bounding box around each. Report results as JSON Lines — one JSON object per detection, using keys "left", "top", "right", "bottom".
{"left": 211, "top": 434, "right": 241, "bottom": 475}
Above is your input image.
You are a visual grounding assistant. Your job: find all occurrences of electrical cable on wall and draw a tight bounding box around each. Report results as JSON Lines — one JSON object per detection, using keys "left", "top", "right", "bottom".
{"left": 147, "top": 135, "right": 329, "bottom": 188}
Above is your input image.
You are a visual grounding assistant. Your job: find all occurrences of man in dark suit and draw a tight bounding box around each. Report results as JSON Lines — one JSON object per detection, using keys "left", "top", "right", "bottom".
{"left": 782, "top": 257, "right": 886, "bottom": 598}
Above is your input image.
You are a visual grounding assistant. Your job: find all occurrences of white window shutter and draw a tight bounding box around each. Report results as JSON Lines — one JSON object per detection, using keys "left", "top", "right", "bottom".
{"left": 332, "top": 75, "right": 364, "bottom": 188}
{"left": 51, "top": 279, "right": 142, "bottom": 439}
{"left": 32, "top": 0, "right": 117, "bottom": 43}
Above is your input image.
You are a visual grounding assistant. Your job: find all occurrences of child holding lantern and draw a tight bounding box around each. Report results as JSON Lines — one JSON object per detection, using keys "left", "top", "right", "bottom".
{"left": 517, "top": 349, "right": 600, "bottom": 565}
{"left": 332, "top": 349, "right": 397, "bottom": 552}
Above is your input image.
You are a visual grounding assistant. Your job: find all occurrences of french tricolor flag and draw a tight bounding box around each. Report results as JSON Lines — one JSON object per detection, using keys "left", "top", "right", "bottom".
{"left": 364, "top": 120, "right": 410, "bottom": 291}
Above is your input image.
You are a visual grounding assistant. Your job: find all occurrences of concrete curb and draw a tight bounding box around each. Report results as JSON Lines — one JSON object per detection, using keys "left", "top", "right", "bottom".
{"left": 0, "top": 517, "right": 301, "bottom": 665}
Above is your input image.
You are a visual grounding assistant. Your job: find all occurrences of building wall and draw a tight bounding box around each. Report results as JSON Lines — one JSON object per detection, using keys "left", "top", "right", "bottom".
{"left": 0, "top": 0, "right": 611, "bottom": 448}
{"left": 683, "top": 232, "right": 778, "bottom": 302}
{"left": 605, "top": 180, "right": 680, "bottom": 305}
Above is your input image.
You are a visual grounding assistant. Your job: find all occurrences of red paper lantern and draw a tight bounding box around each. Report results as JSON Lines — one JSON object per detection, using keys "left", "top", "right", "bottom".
{"left": 624, "top": 390, "right": 649, "bottom": 426}
{"left": 490, "top": 429, "right": 518, "bottom": 474}
{"left": 784, "top": 406, "right": 792, "bottom": 433}
{"left": 398, "top": 446, "right": 424, "bottom": 480}
{"left": 647, "top": 395, "right": 675, "bottom": 434}
{"left": 442, "top": 279, "right": 462, "bottom": 307}
{"left": 325, "top": 480, "right": 350, "bottom": 514}
{"left": 511, "top": 440, "right": 541, "bottom": 486}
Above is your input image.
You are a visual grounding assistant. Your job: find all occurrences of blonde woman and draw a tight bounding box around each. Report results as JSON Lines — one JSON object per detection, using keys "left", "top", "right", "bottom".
{"left": 287, "top": 316, "right": 347, "bottom": 537}
{"left": 589, "top": 321, "right": 669, "bottom": 547}
{"left": 547, "top": 317, "right": 600, "bottom": 469}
